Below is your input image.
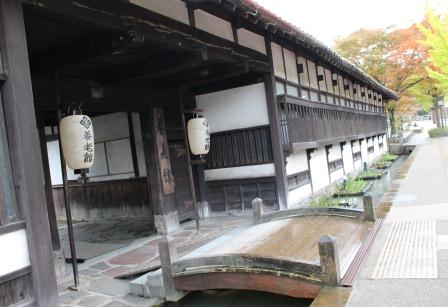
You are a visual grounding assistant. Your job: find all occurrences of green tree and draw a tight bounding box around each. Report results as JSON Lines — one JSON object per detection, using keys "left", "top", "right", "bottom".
{"left": 418, "top": 9, "right": 448, "bottom": 94}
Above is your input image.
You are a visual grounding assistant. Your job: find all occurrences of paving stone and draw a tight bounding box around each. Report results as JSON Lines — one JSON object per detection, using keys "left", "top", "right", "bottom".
{"left": 109, "top": 246, "right": 157, "bottom": 265}
{"left": 103, "top": 266, "right": 135, "bottom": 277}
{"left": 80, "top": 268, "right": 100, "bottom": 276}
{"left": 58, "top": 290, "right": 89, "bottom": 304}
{"left": 102, "top": 301, "right": 132, "bottom": 307}
{"left": 90, "top": 261, "right": 112, "bottom": 271}
{"left": 76, "top": 295, "right": 110, "bottom": 307}
{"left": 88, "top": 278, "right": 130, "bottom": 297}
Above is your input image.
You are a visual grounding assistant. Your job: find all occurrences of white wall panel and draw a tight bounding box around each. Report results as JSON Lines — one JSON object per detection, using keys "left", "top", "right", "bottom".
{"left": 194, "top": 9, "right": 233, "bottom": 41}
{"left": 288, "top": 184, "right": 312, "bottom": 206}
{"left": 342, "top": 143, "right": 354, "bottom": 174}
{"left": 286, "top": 150, "right": 308, "bottom": 175}
{"left": 0, "top": 229, "right": 30, "bottom": 277}
{"left": 283, "top": 48, "right": 298, "bottom": 84}
{"left": 330, "top": 168, "right": 344, "bottom": 183}
{"left": 130, "top": 0, "right": 190, "bottom": 24}
{"left": 309, "top": 147, "right": 330, "bottom": 192}
{"left": 204, "top": 163, "right": 275, "bottom": 181}
{"left": 271, "top": 43, "right": 286, "bottom": 79}
{"left": 360, "top": 139, "right": 369, "bottom": 165}
{"left": 196, "top": 83, "right": 269, "bottom": 133}
{"left": 373, "top": 137, "right": 380, "bottom": 158}
{"left": 328, "top": 145, "right": 342, "bottom": 162}
{"left": 105, "top": 139, "right": 134, "bottom": 175}
{"left": 237, "top": 28, "right": 266, "bottom": 55}
{"left": 93, "top": 112, "right": 129, "bottom": 143}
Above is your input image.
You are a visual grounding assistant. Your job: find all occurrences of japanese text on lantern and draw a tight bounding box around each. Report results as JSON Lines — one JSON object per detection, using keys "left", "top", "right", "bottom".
{"left": 153, "top": 108, "right": 175, "bottom": 194}
{"left": 80, "top": 116, "right": 93, "bottom": 163}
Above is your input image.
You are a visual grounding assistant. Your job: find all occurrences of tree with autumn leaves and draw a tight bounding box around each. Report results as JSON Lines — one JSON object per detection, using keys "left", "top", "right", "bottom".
{"left": 334, "top": 23, "right": 433, "bottom": 136}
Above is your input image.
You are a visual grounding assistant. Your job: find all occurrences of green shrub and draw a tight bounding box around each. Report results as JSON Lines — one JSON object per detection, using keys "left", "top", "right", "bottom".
{"left": 335, "top": 176, "right": 367, "bottom": 194}
{"left": 311, "top": 197, "right": 352, "bottom": 208}
{"left": 380, "top": 153, "right": 397, "bottom": 162}
{"left": 428, "top": 128, "right": 448, "bottom": 138}
{"left": 357, "top": 169, "right": 383, "bottom": 179}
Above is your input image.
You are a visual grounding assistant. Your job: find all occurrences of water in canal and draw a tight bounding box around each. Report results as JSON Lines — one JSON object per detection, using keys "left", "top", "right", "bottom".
{"left": 168, "top": 156, "right": 408, "bottom": 307}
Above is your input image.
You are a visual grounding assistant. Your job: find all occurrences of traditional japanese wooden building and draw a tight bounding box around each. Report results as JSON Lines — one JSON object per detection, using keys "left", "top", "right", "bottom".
{"left": 0, "top": 0, "right": 397, "bottom": 305}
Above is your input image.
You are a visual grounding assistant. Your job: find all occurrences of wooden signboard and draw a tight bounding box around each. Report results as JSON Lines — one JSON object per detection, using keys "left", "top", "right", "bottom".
{"left": 153, "top": 108, "right": 175, "bottom": 194}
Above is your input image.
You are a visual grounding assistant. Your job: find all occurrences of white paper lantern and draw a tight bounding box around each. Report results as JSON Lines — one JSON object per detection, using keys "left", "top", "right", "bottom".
{"left": 187, "top": 117, "right": 210, "bottom": 155}
{"left": 60, "top": 114, "right": 95, "bottom": 170}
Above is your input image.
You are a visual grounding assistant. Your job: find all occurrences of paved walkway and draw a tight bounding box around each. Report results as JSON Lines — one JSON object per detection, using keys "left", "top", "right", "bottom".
{"left": 347, "top": 137, "right": 448, "bottom": 306}
{"left": 58, "top": 216, "right": 251, "bottom": 307}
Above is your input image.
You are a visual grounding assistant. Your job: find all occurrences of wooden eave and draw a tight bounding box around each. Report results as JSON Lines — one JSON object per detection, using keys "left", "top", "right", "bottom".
{"left": 186, "top": 0, "right": 399, "bottom": 101}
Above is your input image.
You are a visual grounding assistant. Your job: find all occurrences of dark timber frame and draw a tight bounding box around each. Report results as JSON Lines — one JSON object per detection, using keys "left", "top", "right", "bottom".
{"left": 0, "top": 0, "right": 58, "bottom": 305}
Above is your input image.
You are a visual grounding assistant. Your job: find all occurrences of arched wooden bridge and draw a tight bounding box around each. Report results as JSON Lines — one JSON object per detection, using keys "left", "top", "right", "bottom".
{"left": 159, "top": 197, "right": 382, "bottom": 301}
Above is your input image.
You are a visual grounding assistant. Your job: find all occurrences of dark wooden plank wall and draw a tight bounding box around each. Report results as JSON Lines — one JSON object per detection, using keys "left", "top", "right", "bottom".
{"left": 0, "top": 271, "right": 33, "bottom": 306}
{"left": 207, "top": 177, "right": 278, "bottom": 213}
{"left": 52, "top": 178, "right": 152, "bottom": 221}
{"left": 205, "top": 125, "right": 273, "bottom": 169}
{"left": 279, "top": 96, "right": 387, "bottom": 145}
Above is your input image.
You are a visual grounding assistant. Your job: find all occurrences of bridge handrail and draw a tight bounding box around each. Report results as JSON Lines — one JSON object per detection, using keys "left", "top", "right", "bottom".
{"left": 252, "top": 194, "right": 375, "bottom": 224}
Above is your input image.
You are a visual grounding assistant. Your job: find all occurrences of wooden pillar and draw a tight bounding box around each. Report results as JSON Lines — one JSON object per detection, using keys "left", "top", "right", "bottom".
{"left": 363, "top": 192, "right": 376, "bottom": 221}
{"left": 264, "top": 38, "right": 288, "bottom": 210}
{"left": 141, "top": 107, "right": 179, "bottom": 234}
{"left": 318, "top": 235, "right": 340, "bottom": 287}
{"left": 0, "top": 0, "right": 58, "bottom": 305}
{"left": 252, "top": 198, "right": 264, "bottom": 224}
{"left": 36, "top": 111, "right": 61, "bottom": 251}
{"left": 158, "top": 236, "right": 185, "bottom": 301}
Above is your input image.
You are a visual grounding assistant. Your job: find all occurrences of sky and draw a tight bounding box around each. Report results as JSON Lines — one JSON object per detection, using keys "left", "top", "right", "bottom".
{"left": 254, "top": 0, "right": 448, "bottom": 47}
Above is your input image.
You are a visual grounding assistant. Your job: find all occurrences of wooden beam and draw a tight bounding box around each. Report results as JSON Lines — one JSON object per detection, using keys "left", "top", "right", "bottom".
{"left": 0, "top": 0, "right": 58, "bottom": 304}
{"left": 30, "top": 32, "right": 144, "bottom": 76}
{"left": 23, "top": 0, "right": 269, "bottom": 67}
{"left": 100, "top": 50, "right": 209, "bottom": 84}
{"left": 264, "top": 37, "right": 288, "bottom": 210}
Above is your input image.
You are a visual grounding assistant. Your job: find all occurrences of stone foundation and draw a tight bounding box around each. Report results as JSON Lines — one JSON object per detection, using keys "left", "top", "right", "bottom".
{"left": 154, "top": 211, "right": 180, "bottom": 235}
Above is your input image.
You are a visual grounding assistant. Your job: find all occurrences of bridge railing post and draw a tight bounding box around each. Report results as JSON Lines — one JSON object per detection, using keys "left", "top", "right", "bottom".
{"left": 363, "top": 192, "right": 376, "bottom": 221}
{"left": 252, "top": 198, "right": 264, "bottom": 224}
{"left": 318, "top": 235, "right": 340, "bottom": 287}
{"left": 158, "top": 236, "right": 185, "bottom": 301}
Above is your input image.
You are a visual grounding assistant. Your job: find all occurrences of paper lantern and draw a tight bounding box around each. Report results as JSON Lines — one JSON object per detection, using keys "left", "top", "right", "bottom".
{"left": 60, "top": 114, "right": 95, "bottom": 170}
{"left": 187, "top": 117, "right": 210, "bottom": 155}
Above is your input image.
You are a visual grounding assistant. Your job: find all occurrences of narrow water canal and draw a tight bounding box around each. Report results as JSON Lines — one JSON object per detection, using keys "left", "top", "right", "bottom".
{"left": 168, "top": 155, "right": 408, "bottom": 307}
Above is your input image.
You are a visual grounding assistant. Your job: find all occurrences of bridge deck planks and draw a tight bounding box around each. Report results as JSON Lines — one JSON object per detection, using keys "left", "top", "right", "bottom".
{"left": 202, "top": 215, "right": 373, "bottom": 277}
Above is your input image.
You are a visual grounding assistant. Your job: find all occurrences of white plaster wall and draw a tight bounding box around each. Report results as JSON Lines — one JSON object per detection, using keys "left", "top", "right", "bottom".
{"left": 327, "top": 145, "right": 342, "bottom": 162}
{"left": 309, "top": 147, "right": 330, "bottom": 192}
{"left": 196, "top": 83, "right": 269, "bottom": 133}
{"left": 271, "top": 43, "right": 286, "bottom": 79}
{"left": 342, "top": 143, "right": 354, "bottom": 174}
{"left": 383, "top": 135, "right": 389, "bottom": 152}
{"left": 130, "top": 0, "right": 189, "bottom": 24}
{"left": 204, "top": 163, "right": 275, "bottom": 181}
{"left": 354, "top": 159, "right": 363, "bottom": 171}
{"left": 194, "top": 9, "right": 233, "bottom": 41}
{"left": 237, "top": 28, "right": 266, "bottom": 55}
{"left": 286, "top": 150, "right": 308, "bottom": 175}
{"left": 360, "top": 139, "right": 369, "bottom": 165}
{"left": 0, "top": 229, "right": 30, "bottom": 277}
{"left": 330, "top": 168, "right": 344, "bottom": 183}
{"left": 367, "top": 138, "right": 374, "bottom": 162}
{"left": 283, "top": 48, "right": 298, "bottom": 84}
{"left": 288, "top": 184, "right": 312, "bottom": 206}
{"left": 373, "top": 137, "right": 380, "bottom": 158}
{"left": 352, "top": 141, "right": 360, "bottom": 153}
